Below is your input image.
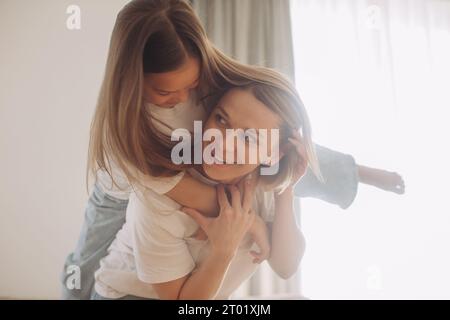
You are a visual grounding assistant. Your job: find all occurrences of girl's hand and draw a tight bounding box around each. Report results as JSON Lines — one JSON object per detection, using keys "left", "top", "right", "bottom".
{"left": 247, "top": 214, "right": 271, "bottom": 264}
{"left": 181, "top": 183, "right": 256, "bottom": 257}
{"left": 286, "top": 129, "right": 309, "bottom": 188}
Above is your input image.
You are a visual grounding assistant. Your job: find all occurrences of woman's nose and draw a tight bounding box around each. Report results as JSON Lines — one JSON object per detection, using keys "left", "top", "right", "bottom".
{"left": 223, "top": 133, "right": 239, "bottom": 161}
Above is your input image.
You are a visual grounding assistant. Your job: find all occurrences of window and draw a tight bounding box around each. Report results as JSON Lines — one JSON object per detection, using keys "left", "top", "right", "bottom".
{"left": 291, "top": 0, "right": 450, "bottom": 299}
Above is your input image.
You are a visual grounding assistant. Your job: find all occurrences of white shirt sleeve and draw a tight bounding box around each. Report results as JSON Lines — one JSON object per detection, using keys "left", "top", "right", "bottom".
{"left": 129, "top": 193, "right": 195, "bottom": 284}
{"left": 135, "top": 169, "right": 185, "bottom": 195}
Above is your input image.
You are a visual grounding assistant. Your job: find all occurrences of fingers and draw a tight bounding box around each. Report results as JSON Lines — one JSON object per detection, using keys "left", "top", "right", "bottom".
{"left": 279, "top": 142, "right": 294, "bottom": 159}
{"left": 288, "top": 130, "right": 307, "bottom": 162}
{"left": 242, "top": 174, "right": 256, "bottom": 213}
{"left": 287, "top": 130, "right": 308, "bottom": 179}
{"left": 249, "top": 228, "right": 270, "bottom": 263}
{"left": 227, "top": 185, "right": 242, "bottom": 211}
{"left": 250, "top": 251, "right": 260, "bottom": 264}
{"left": 181, "top": 207, "right": 208, "bottom": 231}
{"left": 250, "top": 248, "right": 270, "bottom": 264}
{"left": 217, "top": 184, "right": 231, "bottom": 211}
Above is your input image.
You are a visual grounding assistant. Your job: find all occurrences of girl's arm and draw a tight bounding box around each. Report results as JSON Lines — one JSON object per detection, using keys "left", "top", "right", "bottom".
{"left": 267, "top": 186, "right": 305, "bottom": 279}
{"left": 154, "top": 184, "right": 255, "bottom": 299}
{"left": 153, "top": 247, "right": 235, "bottom": 299}
{"left": 167, "top": 172, "right": 272, "bottom": 263}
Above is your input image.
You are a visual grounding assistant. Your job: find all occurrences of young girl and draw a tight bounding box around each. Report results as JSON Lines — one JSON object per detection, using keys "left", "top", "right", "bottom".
{"left": 61, "top": 0, "right": 404, "bottom": 299}
{"left": 92, "top": 76, "right": 317, "bottom": 299}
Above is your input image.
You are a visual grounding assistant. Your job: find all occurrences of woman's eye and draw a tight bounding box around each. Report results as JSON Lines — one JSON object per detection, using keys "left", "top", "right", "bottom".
{"left": 158, "top": 92, "right": 170, "bottom": 96}
{"left": 237, "top": 132, "right": 256, "bottom": 144}
{"left": 215, "top": 114, "right": 226, "bottom": 126}
{"left": 244, "top": 135, "right": 256, "bottom": 144}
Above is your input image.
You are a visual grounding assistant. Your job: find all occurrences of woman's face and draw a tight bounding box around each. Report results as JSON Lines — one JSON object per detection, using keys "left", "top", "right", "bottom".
{"left": 143, "top": 56, "right": 200, "bottom": 108}
{"left": 202, "top": 88, "right": 282, "bottom": 184}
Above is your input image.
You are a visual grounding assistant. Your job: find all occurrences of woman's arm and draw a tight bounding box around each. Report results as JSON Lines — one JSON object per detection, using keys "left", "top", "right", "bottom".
{"left": 267, "top": 129, "right": 308, "bottom": 279}
{"left": 267, "top": 186, "right": 305, "bottom": 279}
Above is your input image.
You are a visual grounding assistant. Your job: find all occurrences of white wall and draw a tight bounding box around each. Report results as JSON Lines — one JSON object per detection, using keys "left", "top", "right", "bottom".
{"left": 0, "top": 0, "right": 129, "bottom": 299}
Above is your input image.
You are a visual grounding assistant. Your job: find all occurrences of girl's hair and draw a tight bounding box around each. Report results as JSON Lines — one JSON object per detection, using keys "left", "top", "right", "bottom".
{"left": 88, "top": 0, "right": 320, "bottom": 193}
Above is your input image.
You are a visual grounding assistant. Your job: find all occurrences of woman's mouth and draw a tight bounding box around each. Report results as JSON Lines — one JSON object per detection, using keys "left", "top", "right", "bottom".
{"left": 212, "top": 149, "right": 225, "bottom": 164}
{"left": 210, "top": 149, "right": 237, "bottom": 166}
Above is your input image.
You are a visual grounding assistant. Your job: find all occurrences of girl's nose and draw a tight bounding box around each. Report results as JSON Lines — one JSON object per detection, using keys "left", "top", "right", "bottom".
{"left": 177, "top": 89, "right": 190, "bottom": 103}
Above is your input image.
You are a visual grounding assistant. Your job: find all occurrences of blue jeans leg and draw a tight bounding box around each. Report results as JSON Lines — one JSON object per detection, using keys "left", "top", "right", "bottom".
{"left": 294, "top": 144, "right": 359, "bottom": 209}
{"left": 60, "top": 183, "right": 128, "bottom": 300}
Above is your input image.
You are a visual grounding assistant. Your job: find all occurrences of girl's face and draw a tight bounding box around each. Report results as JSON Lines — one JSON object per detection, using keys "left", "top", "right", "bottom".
{"left": 143, "top": 56, "right": 200, "bottom": 108}
{"left": 202, "top": 88, "right": 283, "bottom": 184}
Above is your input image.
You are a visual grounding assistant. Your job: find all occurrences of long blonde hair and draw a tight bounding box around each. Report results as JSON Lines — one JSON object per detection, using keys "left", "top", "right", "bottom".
{"left": 88, "top": 0, "right": 320, "bottom": 193}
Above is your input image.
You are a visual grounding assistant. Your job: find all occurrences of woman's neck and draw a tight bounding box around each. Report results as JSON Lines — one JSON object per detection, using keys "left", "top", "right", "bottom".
{"left": 194, "top": 165, "right": 258, "bottom": 186}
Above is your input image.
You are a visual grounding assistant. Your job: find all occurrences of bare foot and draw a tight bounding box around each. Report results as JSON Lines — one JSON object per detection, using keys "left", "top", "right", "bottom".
{"left": 371, "top": 170, "right": 405, "bottom": 194}
{"left": 358, "top": 165, "right": 405, "bottom": 194}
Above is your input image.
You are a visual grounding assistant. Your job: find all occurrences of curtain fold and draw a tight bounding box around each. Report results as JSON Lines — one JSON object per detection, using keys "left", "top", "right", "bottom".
{"left": 192, "top": 0, "right": 296, "bottom": 82}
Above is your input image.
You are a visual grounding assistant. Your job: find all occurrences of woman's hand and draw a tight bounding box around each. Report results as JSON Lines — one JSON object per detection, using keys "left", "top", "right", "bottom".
{"left": 247, "top": 214, "right": 271, "bottom": 264}
{"left": 286, "top": 129, "right": 309, "bottom": 188}
{"left": 181, "top": 182, "right": 256, "bottom": 258}
{"left": 235, "top": 172, "right": 270, "bottom": 263}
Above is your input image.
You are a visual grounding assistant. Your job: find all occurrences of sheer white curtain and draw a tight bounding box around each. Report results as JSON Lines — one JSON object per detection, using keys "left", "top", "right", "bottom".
{"left": 291, "top": 0, "right": 450, "bottom": 299}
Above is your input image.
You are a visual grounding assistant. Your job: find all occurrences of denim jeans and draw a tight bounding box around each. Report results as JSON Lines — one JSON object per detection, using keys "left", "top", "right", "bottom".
{"left": 294, "top": 144, "right": 359, "bottom": 209}
{"left": 60, "top": 183, "right": 128, "bottom": 300}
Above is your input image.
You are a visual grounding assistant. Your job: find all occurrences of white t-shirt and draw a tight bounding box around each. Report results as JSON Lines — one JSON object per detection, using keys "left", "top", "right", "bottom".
{"left": 94, "top": 169, "right": 275, "bottom": 300}
{"left": 96, "top": 95, "right": 207, "bottom": 199}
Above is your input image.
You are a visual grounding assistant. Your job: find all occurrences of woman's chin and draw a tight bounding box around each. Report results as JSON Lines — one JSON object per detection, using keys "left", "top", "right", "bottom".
{"left": 202, "top": 164, "right": 234, "bottom": 183}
